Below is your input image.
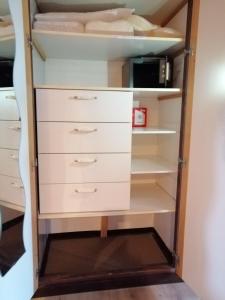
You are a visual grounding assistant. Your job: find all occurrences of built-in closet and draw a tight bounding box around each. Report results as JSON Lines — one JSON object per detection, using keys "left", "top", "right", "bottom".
{"left": 0, "top": 1, "right": 200, "bottom": 299}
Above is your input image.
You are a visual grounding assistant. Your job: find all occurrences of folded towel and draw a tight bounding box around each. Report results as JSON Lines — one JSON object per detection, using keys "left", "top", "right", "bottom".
{"left": 126, "top": 15, "right": 158, "bottom": 32}
{"left": 0, "top": 25, "right": 14, "bottom": 38}
{"left": 85, "top": 20, "right": 134, "bottom": 36}
{"left": 35, "top": 8, "right": 135, "bottom": 24}
{"left": 33, "top": 21, "right": 84, "bottom": 33}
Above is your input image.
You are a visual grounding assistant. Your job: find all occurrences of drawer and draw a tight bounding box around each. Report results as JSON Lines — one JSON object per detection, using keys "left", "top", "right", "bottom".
{"left": 39, "top": 182, "right": 130, "bottom": 213}
{"left": 36, "top": 89, "right": 133, "bottom": 122}
{"left": 0, "top": 149, "right": 20, "bottom": 177}
{"left": 37, "top": 122, "right": 132, "bottom": 153}
{"left": 0, "top": 121, "right": 21, "bottom": 150}
{"left": 39, "top": 153, "right": 131, "bottom": 184}
{"left": 0, "top": 174, "right": 24, "bottom": 208}
{"left": 0, "top": 90, "right": 19, "bottom": 121}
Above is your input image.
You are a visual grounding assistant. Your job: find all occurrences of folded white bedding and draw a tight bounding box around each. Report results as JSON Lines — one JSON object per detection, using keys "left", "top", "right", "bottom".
{"left": 35, "top": 8, "right": 135, "bottom": 24}
{"left": 33, "top": 21, "right": 84, "bottom": 33}
{"left": 0, "top": 25, "right": 14, "bottom": 38}
{"left": 0, "top": 15, "right": 12, "bottom": 24}
{"left": 126, "top": 15, "right": 158, "bottom": 32}
{"left": 85, "top": 20, "right": 134, "bottom": 36}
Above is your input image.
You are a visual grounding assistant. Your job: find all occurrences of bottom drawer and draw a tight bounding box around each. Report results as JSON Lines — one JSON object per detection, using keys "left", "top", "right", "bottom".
{"left": 0, "top": 174, "right": 24, "bottom": 208}
{"left": 39, "top": 182, "right": 130, "bottom": 213}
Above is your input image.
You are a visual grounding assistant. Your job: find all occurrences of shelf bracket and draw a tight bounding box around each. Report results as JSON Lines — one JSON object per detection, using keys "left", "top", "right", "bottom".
{"left": 26, "top": 35, "right": 46, "bottom": 61}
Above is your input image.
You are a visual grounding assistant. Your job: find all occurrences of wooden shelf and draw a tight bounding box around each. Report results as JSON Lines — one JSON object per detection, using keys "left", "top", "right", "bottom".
{"left": 32, "top": 30, "right": 183, "bottom": 61}
{"left": 38, "top": 183, "right": 175, "bottom": 220}
{"left": 0, "top": 35, "right": 15, "bottom": 59}
{"left": 0, "top": 199, "right": 24, "bottom": 212}
{"left": 132, "top": 156, "right": 177, "bottom": 175}
{"left": 35, "top": 85, "right": 181, "bottom": 99}
{"left": 132, "top": 128, "right": 176, "bottom": 135}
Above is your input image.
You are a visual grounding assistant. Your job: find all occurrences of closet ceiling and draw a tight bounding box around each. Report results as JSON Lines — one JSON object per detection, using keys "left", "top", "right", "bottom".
{"left": 36, "top": 0, "right": 185, "bottom": 24}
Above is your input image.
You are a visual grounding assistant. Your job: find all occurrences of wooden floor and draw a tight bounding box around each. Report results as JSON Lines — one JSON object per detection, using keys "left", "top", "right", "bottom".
{"left": 35, "top": 283, "right": 199, "bottom": 300}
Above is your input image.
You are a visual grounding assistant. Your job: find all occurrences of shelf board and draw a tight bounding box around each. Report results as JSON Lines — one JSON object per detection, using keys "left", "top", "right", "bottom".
{"left": 34, "top": 85, "right": 181, "bottom": 99}
{"left": 0, "top": 199, "right": 24, "bottom": 212}
{"left": 32, "top": 30, "right": 183, "bottom": 61}
{"left": 0, "top": 35, "right": 15, "bottom": 59}
{"left": 132, "top": 128, "right": 176, "bottom": 135}
{"left": 132, "top": 156, "right": 177, "bottom": 175}
{"left": 38, "top": 183, "right": 175, "bottom": 220}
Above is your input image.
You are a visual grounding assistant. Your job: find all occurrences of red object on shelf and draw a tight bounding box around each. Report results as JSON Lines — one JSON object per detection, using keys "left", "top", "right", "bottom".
{"left": 132, "top": 107, "right": 147, "bottom": 128}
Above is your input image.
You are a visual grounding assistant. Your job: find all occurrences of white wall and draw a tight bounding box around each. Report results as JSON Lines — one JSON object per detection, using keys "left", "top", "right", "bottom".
{"left": 183, "top": 1, "right": 225, "bottom": 299}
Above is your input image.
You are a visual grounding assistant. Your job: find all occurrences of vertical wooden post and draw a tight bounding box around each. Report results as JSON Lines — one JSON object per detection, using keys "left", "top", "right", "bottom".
{"left": 100, "top": 216, "right": 108, "bottom": 238}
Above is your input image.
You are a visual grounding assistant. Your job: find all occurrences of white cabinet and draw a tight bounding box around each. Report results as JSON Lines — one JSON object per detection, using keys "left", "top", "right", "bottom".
{"left": 0, "top": 121, "right": 21, "bottom": 150}
{"left": 39, "top": 182, "right": 130, "bottom": 213}
{"left": 0, "top": 174, "right": 24, "bottom": 208}
{"left": 0, "top": 149, "right": 19, "bottom": 178}
{"left": 37, "top": 122, "right": 132, "bottom": 153}
{"left": 38, "top": 153, "right": 131, "bottom": 184}
{"left": 0, "top": 89, "right": 19, "bottom": 121}
{"left": 36, "top": 89, "right": 132, "bottom": 213}
{"left": 36, "top": 89, "right": 132, "bottom": 122}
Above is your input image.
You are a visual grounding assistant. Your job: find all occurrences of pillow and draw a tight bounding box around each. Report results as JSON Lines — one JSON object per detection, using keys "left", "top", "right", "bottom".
{"left": 85, "top": 20, "right": 134, "bottom": 36}
{"left": 33, "top": 21, "right": 84, "bottom": 33}
{"left": 35, "top": 8, "right": 135, "bottom": 24}
{"left": 126, "top": 15, "right": 158, "bottom": 32}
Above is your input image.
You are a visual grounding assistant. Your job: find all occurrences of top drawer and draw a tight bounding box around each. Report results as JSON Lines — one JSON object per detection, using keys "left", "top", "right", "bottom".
{"left": 0, "top": 90, "right": 20, "bottom": 121}
{"left": 36, "top": 89, "right": 132, "bottom": 122}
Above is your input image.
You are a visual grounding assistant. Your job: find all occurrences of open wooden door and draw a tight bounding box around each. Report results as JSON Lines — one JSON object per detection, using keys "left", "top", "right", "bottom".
{"left": 0, "top": 0, "right": 38, "bottom": 299}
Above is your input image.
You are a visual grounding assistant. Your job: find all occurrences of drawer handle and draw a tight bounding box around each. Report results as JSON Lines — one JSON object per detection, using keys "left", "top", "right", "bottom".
{"left": 5, "top": 95, "right": 16, "bottom": 100}
{"left": 8, "top": 126, "right": 21, "bottom": 131}
{"left": 69, "top": 96, "right": 98, "bottom": 101}
{"left": 10, "top": 154, "right": 18, "bottom": 160}
{"left": 11, "top": 182, "right": 24, "bottom": 189}
{"left": 75, "top": 188, "right": 97, "bottom": 194}
{"left": 72, "top": 128, "right": 97, "bottom": 134}
{"left": 74, "top": 158, "right": 97, "bottom": 164}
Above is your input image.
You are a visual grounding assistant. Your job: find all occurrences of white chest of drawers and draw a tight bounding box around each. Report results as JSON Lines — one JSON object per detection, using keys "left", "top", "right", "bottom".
{"left": 36, "top": 89, "right": 133, "bottom": 214}
{"left": 0, "top": 89, "right": 24, "bottom": 209}
{"left": 0, "top": 90, "right": 19, "bottom": 121}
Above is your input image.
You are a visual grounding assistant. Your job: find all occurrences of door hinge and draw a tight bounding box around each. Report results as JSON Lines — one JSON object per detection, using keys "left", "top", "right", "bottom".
{"left": 178, "top": 157, "right": 186, "bottom": 167}
{"left": 184, "top": 48, "right": 194, "bottom": 56}
{"left": 32, "top": 158, "right": 38, "bottom": 168}
{"left": 172, "top": 252, "right": 180, "bottom": 267}
{"left": 26, "top": 36, "right": 33, "bottom": 49}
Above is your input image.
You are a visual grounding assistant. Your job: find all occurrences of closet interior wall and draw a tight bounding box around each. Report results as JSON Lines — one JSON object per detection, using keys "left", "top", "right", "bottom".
{"left": 30, "top": 0, "right": 187, "bottom": 253}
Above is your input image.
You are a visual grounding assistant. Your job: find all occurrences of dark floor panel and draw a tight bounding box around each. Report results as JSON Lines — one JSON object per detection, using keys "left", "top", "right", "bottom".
{"left": 44, "top": 230, "right": 168, "bottom": 277}
{"left": 0, "top": 216, "right": 25, "bottom": 276}
{"left": 34, "top": 228, "right": 180, "bottom": 298}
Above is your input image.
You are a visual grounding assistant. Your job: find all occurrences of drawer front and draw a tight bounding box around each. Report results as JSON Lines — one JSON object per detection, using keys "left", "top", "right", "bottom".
{"left": 0, "top": 149, "right": 20, "bottom": 177}
{"left": 0, "top": 121, "right": 21, "bottom": 149}
{"left": 39, "top": 182, "right": 130, "bottom": 213}
{"left": 0, "top": 174, "right": 24, "bottom": 207}
{"left": 0, "top": 90, "right": 19, "bottom": 121}
{"left": 38, "top": 122, "right": 132, "bottom": 153}
{"left": 36, "top": 89, "right": 133, "bottom": 122}
{"left": 39, "top": 153, "right": 131, "bottom": 184}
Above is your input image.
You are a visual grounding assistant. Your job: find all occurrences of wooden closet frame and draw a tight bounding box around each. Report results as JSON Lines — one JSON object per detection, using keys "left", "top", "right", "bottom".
{"left": 21, "top": 0, "right": 201, "bottom": 292}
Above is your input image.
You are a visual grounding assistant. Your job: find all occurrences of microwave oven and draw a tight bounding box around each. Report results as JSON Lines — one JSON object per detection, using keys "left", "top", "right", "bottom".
{"left": 122, "top": 56, "right": 173, "bottom": 88}
{"left": 0, "top": 60, "right": 14, "bottom": 87}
